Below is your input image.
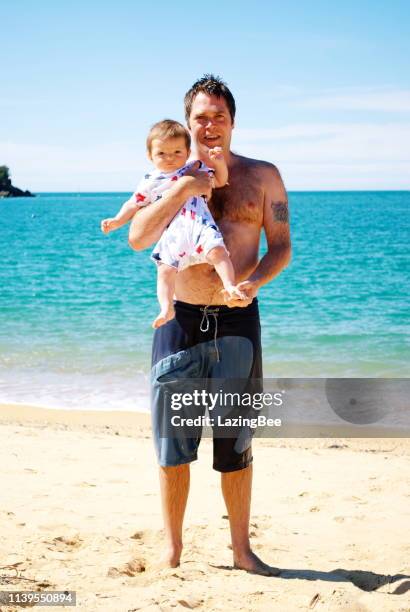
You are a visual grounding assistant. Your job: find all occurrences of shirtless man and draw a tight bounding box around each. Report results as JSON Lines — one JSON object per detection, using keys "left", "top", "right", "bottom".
{"left": 129, "top": 75, "right": 291, "bottom": 576}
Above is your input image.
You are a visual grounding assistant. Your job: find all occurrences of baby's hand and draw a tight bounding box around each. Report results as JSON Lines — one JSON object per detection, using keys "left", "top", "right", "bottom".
{"left": 208, "top": 146, "right": 224, "bottom": 162}
{"left": 101, "top": 218, "right": 119, "bottom": 234}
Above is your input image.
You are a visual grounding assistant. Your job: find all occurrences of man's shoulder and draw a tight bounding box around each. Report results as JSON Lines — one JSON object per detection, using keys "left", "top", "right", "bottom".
{"left": 233, "top": 154, "right": 281, "bottom": 179}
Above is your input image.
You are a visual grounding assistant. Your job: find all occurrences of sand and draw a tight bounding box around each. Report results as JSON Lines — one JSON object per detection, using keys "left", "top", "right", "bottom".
{"left": 0, "top": 403, "right": 409, "bottom": 612}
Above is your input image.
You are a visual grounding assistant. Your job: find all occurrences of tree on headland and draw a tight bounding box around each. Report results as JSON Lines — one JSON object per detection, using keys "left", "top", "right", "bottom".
{"left": 0, "top": 165, "right": 34, "bottom": 197}
{"left": 0, "top": 166, "right": 11, "bottom": 189}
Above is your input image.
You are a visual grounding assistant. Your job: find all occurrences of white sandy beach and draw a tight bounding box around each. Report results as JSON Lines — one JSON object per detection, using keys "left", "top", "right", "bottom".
{"left": 1, "top": 404, "right": 409, "bottom": 612}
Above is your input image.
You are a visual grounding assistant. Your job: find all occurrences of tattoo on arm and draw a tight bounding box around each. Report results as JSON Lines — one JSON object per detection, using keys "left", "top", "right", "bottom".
{"left": 271, "top": 201, "right": 289, "bottom": 223}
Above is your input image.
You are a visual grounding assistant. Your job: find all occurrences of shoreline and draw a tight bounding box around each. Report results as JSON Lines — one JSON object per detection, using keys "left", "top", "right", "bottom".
{"left": 0, "top": 402, "right": 151, "bottom": 434}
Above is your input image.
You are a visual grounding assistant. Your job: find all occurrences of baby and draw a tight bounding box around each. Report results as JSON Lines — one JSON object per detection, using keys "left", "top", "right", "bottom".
{"left": 101, "top": 119, "right": 245, "bottom": 328}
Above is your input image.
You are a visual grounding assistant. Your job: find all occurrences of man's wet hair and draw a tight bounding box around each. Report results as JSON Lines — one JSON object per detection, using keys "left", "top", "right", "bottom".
{"left": 184, "top": 74, "right": 236, "bottom": 127}
{"left": 146, "top": 119, "right": 191, "bottom": 154}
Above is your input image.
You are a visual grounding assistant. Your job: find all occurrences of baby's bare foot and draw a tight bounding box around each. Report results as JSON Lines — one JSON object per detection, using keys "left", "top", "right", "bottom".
{"left": 224, "top": 285, "right": 247, "bottom": 301}
{"left": 152, "top": 306, "right": 175, "bottom": 329}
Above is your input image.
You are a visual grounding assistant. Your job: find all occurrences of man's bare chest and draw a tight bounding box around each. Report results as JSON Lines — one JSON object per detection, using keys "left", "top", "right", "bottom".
{"left": 208, "top": 177, "right": 264, "bottom": 225}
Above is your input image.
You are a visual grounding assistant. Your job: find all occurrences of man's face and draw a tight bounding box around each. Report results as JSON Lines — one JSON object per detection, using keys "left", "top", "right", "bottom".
{"left": 188, "top": 92, "right": 234, "bottom": 153}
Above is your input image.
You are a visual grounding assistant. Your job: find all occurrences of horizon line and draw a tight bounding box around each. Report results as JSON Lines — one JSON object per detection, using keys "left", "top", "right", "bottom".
{"left": 19, "top": 189, "right": 410, "bottom": 194}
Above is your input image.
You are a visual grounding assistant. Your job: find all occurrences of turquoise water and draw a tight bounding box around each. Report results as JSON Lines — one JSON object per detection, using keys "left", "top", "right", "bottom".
{"left": 0, "top": 191, "right": 408, "bottom": 411}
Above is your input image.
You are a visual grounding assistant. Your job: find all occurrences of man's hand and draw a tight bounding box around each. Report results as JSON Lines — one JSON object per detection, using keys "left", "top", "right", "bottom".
{"left": 182, "top": 161, "right": 214, "bottom": 197}
{"left": 222, "top": 280, "right": 259, "bottom": 308}
{"left": 223, "top": 284, "right": 247, "bottom": 302}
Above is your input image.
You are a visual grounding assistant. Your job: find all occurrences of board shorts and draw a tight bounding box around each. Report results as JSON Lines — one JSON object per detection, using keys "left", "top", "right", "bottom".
{"left": 150, "top": 299, "right": 263, "bottom": 472}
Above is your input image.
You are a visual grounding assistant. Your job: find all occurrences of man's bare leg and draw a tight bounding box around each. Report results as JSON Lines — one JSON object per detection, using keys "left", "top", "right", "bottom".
{"left": 221, "top": 464, "right": 280, "bottom": 576}
{"left": 157, "top": 464, "right": 190, "bottom": 567}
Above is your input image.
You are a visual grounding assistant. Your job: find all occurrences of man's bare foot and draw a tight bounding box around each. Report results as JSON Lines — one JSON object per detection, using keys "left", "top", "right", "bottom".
{"left": 150, "top": 546, "right": 181, "bottom": 570}
{"left": 152, "top": 307, "right": 175, "bottom": 329}
{"left": 233, "top": 550, "right": 280, "bottom": 576}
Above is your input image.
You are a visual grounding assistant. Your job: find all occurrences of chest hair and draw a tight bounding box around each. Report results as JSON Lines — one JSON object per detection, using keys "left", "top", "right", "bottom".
{"left": 208, "top": 166, "right": 264, "bottom": 225}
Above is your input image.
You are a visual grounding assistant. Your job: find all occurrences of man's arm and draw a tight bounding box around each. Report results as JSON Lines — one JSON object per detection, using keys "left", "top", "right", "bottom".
{"left": 128, "top": 164, "right": 213, "bottom": 251}
{"left": 248, "top": 164, "right": 291, "bottom": 287}
{"left": 227, "top": 164, "right": 292, "bottom": 305}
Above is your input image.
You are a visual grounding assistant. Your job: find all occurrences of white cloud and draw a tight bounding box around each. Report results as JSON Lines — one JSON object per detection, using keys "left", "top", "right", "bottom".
{"left": 2, "top": 120, "right": 410, "bottom": 190}
{"left": 233, "top": 121, "right": 410, "bottom": 189}
{"left": 234, "top": 122, "right": 410, "bottom": 162}
{"left": 296, "top": 89, "right": 410, "bottom": 112}
{"left": 0, "top": 141, "right": 148, "bottom": 191}
{"left": 282, "top": 161, "right": 410, "bottom": 190}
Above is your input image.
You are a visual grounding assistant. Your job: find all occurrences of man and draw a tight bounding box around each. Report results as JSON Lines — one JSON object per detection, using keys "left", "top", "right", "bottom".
{"left": 129, "top": 75, "right": 291, "bottom": 576}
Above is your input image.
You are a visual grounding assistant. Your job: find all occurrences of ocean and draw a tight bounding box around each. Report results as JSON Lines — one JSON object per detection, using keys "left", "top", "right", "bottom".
{"left": 0, "top": 191, "right": 408, "bottom": 413}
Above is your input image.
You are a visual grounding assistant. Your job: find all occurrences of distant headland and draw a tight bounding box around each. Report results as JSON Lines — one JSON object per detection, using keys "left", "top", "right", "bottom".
{"left": 0, "top": 165, "right": 34, "bottom": 198}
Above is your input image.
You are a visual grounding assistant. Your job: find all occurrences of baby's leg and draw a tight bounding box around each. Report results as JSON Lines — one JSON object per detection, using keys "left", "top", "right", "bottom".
{"left": 153, "top": 264, "right": 177, "bottom": 329}
{"left": 206, "top": 246, "right": 246, "bottom": 300}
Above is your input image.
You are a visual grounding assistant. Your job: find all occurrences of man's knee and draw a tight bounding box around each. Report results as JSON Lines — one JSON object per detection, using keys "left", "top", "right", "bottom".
{"left": 159, "top": 463, "right": 190, "bottom": 474}
{"left": 221, "top": 463, "right": 252, "bottom": 478}
{"left": 159, "top": 463, "right": 190, "bottom": 485}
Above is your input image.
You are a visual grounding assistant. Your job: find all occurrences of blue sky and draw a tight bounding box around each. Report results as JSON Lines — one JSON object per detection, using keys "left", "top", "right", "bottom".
{"left": 2, "top": 0, "right": 410, "bottom": 190}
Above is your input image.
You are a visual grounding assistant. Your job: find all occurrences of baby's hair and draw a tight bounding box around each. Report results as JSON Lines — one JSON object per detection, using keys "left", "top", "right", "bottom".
{"left": 147, "top": 119, "right": 191, "bottom": 154}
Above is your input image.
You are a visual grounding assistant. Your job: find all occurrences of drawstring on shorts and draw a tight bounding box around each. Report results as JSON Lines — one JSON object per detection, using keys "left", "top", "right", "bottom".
{"left": 199, "top": 306, "right": 220, "bottom": 362}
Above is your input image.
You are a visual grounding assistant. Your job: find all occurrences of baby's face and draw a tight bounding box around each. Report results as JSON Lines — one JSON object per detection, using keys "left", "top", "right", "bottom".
{"left": 149, "top": 137, "right": 190, "bottom": 173}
